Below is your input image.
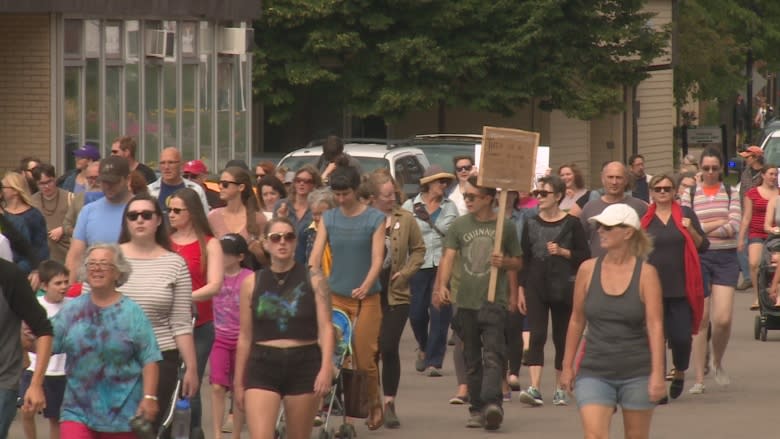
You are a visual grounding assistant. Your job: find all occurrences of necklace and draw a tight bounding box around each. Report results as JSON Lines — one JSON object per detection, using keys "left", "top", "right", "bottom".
{"left": 39, "top": 191, "right": 61, "bottom": 216}
{"left": 271, "top": 264, "right": 295, "bottom": 286}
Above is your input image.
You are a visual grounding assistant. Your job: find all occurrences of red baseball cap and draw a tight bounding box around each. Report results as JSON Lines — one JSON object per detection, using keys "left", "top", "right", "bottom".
{"left": 739, "top": 146, "right": 763, "bottom": 158}
{"left": 183, "top": 160, "right": 208, "bottom": 175}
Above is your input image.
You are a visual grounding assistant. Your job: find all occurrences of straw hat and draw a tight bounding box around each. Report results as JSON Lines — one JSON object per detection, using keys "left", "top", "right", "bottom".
{"left": 419, "top": 165, "right": 456, "bottom": 186}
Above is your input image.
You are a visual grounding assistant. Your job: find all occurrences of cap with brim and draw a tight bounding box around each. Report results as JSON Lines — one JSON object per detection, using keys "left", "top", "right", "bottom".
{"left": 220, "top": 233, "right": 249, "bottom": 255}
{"left": 73, "top": 144, "right": 100, "bottom": 161}
{"left": 97, "top": 156, "right": 130, "bottom": 183}
{"left": 587, "top": 203, "right": 641, "bottom": 230}
{"left": 419, "top": 164, "right": 456, "bottom": 186}
{"left": 738, "top": 146, "right": 763, "bottom": 158}
{"left": 183, "top": 160, "right": 208, "bottom": 175}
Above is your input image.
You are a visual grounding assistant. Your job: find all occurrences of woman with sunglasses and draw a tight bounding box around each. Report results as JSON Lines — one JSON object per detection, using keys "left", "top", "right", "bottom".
{"left": 273, "top": 165, "right": 322, "bottom": 252}
{"left": 558, "top": 163, "right": 591, "bottom": 217}
{"left": 309, "top": 165, "right": 386, "bottom": 430}
{"left": 117, "top": 193, "right": 199, "bottom": 431}
{"left": 169, "top": 187, "right": 224, "bottom": 435}
{"left": 641, "top": 174, "right": 707, "bottom": 401}
{"left": 560, "top": 203, "right": 665, "bottom": 439}
{"left": 208, "top": 166, "right": 267, "bottom": 268}
{"left": 401, "top": 165, "right": 459, "bottom": 378}
{"left": 738, "top": 165, "right": 778, "bottom": 310}
{"left": 448, "top": 156, "right": 475, "bottom": 215}
{"left": 234, "top": 217, "right": 333, "bottom": 439}
{"left": 517, "top": 176, "right": 589, "bottom": 408}
{"left": 681, "top": 147, "right": 741, "bottom": 394}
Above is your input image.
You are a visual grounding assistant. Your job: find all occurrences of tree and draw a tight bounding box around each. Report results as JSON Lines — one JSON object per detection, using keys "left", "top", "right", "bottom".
{"left": 254, "top": 0, "right": 668, "bottom": 124}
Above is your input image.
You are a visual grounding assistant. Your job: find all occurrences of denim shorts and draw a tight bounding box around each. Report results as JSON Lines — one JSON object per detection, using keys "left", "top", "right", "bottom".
{"left": 18, "top": 371, "right": 66, "bottom": 419}
{"left": 748, "top": 237, "right": 765, "bottom": 245}
{"left": 700, "top": 249, "right": 739, "bottom": 297}
{"left": 574, "top": 375, "right": 655, "bottom": 411}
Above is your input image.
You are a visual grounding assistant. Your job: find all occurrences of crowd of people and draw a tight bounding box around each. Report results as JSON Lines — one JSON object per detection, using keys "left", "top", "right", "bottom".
{"left": 0, "top": 135, "right": 770, "bottom": 438}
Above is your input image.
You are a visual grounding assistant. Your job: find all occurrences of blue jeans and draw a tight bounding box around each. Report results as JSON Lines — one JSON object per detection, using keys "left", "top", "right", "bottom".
{"left": 738, "top": 235, "right": 750, "bottom": 282}
{"left": 409, "top": 268, "right": 452, "bottom": 368}
{"left": 0, "top": 387, "right": 17, "bottom": 438}
{"left": 191, "top": 321, "right": 215, "bottom": 434}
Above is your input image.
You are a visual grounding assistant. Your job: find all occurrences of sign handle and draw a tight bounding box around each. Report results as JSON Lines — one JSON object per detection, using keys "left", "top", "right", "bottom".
{"left": 487, "top": 190, "right": 508, "bottom": 303}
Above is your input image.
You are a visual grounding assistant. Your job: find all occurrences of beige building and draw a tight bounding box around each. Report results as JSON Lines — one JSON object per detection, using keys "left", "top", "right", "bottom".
{"left": 391, "top": 0, "right": 675, "bottom": 188}
{"left": 0, "top": 1, "right": 259, "bottom": 175}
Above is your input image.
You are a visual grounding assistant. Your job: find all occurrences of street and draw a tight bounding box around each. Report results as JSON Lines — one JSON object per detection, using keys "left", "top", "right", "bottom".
{"left": 8, "top": 289, "right": 775, "bottom": 438}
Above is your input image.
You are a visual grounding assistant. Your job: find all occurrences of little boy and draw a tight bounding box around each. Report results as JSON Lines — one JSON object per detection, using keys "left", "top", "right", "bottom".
{"left": 20, "top": 260, "right": 70, "bottom": 439}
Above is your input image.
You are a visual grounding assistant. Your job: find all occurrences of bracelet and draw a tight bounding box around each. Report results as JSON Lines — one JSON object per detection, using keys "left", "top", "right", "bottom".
{"left": 143, "top": 395, "right": 158, "bottom": 401}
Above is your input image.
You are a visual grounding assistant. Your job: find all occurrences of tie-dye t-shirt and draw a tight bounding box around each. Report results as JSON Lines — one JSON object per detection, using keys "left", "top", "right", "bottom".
{"left": 251, "top": 263, "right": 318, "bottom": 342}
{"left": 51, "top": 294, "right": 162, "bottom": 432}
{"left": 214, "top": 268, "right": 253, "bottom": 341}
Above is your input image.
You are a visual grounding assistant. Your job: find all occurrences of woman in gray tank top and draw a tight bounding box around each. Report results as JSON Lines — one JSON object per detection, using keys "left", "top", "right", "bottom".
{"left": 559, "top": 203, "right": 665, "bottom": 439}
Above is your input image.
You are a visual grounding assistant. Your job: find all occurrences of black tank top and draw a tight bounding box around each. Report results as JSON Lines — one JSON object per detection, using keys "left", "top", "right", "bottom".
{"left": 251, "top": 263, "right": 318, "bottom": 342}
{"left": 579, "top": 256, "right": 651, "bottom": 380}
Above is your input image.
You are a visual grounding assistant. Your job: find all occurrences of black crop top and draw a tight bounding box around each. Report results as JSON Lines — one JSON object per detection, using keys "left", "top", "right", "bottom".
{"left": 252, "top": 263, "right": 319, "bottom": 342}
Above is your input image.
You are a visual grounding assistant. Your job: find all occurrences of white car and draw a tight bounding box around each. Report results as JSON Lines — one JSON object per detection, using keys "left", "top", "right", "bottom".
{"left": 278, "top": 142, "right": 431, "bottom": 197}
{"left": 760, "top": 129, "right": 780, "bottom": 165}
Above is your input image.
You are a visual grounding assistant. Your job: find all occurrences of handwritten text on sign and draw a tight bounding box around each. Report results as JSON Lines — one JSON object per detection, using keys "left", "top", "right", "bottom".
{"left": 478, "top": 126, "right": 540, "bottom": 191}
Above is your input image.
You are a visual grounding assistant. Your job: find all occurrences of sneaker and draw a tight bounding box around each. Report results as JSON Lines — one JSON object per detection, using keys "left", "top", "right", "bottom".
{"left": 466, "top": 412, "right": 484, "bottom": 428}
{"left": 508, "top": 374, "right": 521, "bottom": 391}
{"left": 221, "top": 417, "right": 233, "bottom": 433}
{"left": 688, "top": 383, "right": 706, "bottom": 394}
{"left": 714, "top": 367, "right": 730, "bottom": 386}
{"left": 313, "top": 414, "right": 323, "bottom": 427}
{"left": 483, "top": 404, "right": 503, "bottom": 431}
{"left": 518, "top": 386, "right": 543, "bottom": 407}
{"left": 415, "top": 350, "right": 426, "bottom": 372}
{"left": 503, "top": 391, "right": 512, "bottom": 402}
{"left": 384, "top": 401, "right": 400, "bottom": 429}
{"left": 737, "top": 279, "right": 752, "bottom": 290}
{"left": 449, "top": 395, "right": 469, "bottom": 405}
{"left": 425, "top": 366, "right": 442, "bottom": 377}
{"left": 552, "top": 389, "right": 568, "bottom": 406}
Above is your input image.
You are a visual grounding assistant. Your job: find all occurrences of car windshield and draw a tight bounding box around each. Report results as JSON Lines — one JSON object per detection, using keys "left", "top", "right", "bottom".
{"left": 279, "top": 155, "right": 389, "bottom": 173}
{"left": 764, "top": 137, "right": 780, "bottom": 166}
{"left": 414, "top": 143, "right": 477, "bottom": 171}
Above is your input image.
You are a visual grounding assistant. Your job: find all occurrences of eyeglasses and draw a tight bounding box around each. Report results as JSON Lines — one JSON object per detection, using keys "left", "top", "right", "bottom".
{"left": 219, "top": 180, "right": 240, "bottom": 189}
{"left": 456, "top": 165, "right": 473, "bottom": 173}
{"left": 169, "top": 207, "right": 188, "bottom": 215}
{"left": 86, "top": 175, "right": 98, "bottom": 181}
{"left": 126, "top": 210, "right": 155, "bottom": 221}
{"left": 37, "top": 179, "right": 55, "bottom": 187}
{"left": 266, "top": 232, "right": 296, "bottom": 243}
{"left": 702, "top": 166, "right": 720, "bottom": 173}
{"left": 463, "top": 193, "right": 483, "bottom": 201}
{"left": 531, "top": 190, "right": 553, "bottom": 198}
{"left": 653, "top": 186, "right": 673, "bottom": 193}
{"left": 294, "top": 178, "right": 314, "bottom": 185}
{"left": 85, "top": 261, "right": 116, "bottom": 271}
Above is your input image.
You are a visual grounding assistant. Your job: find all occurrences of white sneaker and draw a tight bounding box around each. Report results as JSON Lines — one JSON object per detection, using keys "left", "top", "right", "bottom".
{"left": 688, "top": 383, "right": 706, "bottom": 394}
{"left": 714, "top": 367, "right": 730, "bottom": 386}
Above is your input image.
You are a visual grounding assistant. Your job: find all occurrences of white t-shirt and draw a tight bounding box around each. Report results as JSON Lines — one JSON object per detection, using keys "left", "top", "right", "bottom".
{"left": 448, "top": 187, "right": 468, "bottom": 216}
{"left": 27, "top": 296, "right": 70, "bottom": 376}
{"left": 0, "top": 234, "right": 12, "bottom": 262}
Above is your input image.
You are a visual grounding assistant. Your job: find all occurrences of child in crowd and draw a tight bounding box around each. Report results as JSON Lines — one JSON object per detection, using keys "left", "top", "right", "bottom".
{"left": 20, "top": 260, "right": 71, "bottom": 439}
{"left": 211, "top": 234, "right": 253, "bottom": 439}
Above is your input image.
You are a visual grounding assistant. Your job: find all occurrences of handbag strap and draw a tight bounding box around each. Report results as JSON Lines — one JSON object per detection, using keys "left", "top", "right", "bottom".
{"left": 350, "top": 300, "right": 362, "bottom": 370}
{"left": 414, "top": 202, "right": 446, "bottom": 237}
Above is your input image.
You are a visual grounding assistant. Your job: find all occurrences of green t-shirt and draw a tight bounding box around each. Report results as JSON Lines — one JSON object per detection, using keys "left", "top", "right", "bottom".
{"left": 444, "top": 214, "right": 522, "bottom": 310}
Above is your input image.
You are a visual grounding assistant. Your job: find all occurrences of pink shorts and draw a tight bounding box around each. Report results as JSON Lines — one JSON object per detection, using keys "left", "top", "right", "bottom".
{"left": 60, "top": 421, "right": 136, "bottom": 439}
{"left": 209, "top": 337, "right": 238, "bottom": 388}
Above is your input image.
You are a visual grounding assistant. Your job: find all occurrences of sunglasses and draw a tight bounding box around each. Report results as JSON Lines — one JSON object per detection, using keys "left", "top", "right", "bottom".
{"left": 256, "top": 173, "right": 266, "bottom": 179}
{"left": 294, "top": 178, "right": 314, "bottom": 185}
{"left": 531, "top": 190, "right": 553, "bottom": 198}
{"left": 267, "top": 232, "right": 296, "bottom": 243}
{"left": 169, "top": 207, "right": 187, "bottom": 215}
{"left": 182, "top": 173, "right": 196, "bottom": 180}
{"left": 653, "top": 186, "right": 673, "bottom": 193}
{"left": 463, "top": 193, "right": 483, "bottom": 201}
{"left": 126, "top": 210, "right": 155, "bottom": 221}
{"left": 219, "top": 180, "right": 240, "bottom": 189}
{"left": 702, "top": 166, "right": 720, "bottom": 173}
{"left": 456, "top": 165, "right": 473, "bottom": 173}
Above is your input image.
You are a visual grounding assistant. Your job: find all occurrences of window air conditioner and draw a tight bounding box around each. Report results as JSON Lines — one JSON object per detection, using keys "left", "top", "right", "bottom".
{"left": 218, "top": 28, "right": 246, "bottom": 55}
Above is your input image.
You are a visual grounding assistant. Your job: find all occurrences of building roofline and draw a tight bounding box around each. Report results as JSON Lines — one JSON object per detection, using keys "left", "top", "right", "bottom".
{"left": 0, "top": 0, "right": 261, "bottom": 20}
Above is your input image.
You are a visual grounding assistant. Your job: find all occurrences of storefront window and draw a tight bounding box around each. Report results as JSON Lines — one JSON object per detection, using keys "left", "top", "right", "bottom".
{"left": 233, "top": 57, "right": 247, "bottom": 164}
{"left": 163, "top": 61, "right": 177, "bottom": 147}
{"left": 105, "top": 67, "right": 122, "bottom": 149}
{"left": 85, "top": 59, "right": 100, "bottom": 145}
{"left": 217, "top": 61, "right": 232, "bottom": 171}
{"left": 182, "top": 64, "right": 197, "bottom": 160}
{"left": 145, "top": 63, "right": 162, "bottom": 164}
{"left": 64, "top": 67, "right": 82, "bottom": 166}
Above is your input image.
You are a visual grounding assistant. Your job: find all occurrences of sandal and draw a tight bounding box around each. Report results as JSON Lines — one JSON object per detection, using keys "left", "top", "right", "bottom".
{"left": 365, "top": 403, "right": 384, "bottom": 431}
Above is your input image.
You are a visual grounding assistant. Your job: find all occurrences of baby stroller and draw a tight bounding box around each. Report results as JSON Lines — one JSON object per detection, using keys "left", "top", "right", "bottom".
{"left": 754, "top": 237, "right": 780, "bottom": 341}
{"left": 275, "top": 308, "right": 358, "bottom": 439}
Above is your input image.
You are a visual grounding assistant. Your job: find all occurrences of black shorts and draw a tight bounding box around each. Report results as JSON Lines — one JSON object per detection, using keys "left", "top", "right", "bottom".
{"left": 18, "top": 371, "right": 66, "bottom": 419}
{"left": 245, "top": 344, "right": 321, "bottom": 396}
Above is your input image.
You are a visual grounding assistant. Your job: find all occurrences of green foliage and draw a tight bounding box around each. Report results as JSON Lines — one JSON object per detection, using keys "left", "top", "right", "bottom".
{"left": 254, "top": 0, "right": 669, "bottom": 124}
{"left": 674, "top": 0, "right": 780, "bottom": 107}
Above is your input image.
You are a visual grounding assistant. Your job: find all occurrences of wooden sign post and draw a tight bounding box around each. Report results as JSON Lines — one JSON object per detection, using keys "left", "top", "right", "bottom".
{"left": 478, "top": 126, "right": 540, "bottom": 302}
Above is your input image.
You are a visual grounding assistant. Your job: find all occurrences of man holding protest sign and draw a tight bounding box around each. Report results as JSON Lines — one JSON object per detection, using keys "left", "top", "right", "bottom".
{"left": 433, "top": 126, "right": 528, "bottom": 431}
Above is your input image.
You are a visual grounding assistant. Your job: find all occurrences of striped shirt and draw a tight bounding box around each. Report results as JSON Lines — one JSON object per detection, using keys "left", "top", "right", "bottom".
{"left": 681, "top": 184, "right": 741, "bottom": 250}
{"left": 118, "top": 252, "right": 193, "bottom": 352}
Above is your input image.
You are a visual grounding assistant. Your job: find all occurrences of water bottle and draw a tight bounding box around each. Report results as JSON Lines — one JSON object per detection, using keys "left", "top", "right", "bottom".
{"left": 171, "top": 398, "right": 191, "bottom": 439}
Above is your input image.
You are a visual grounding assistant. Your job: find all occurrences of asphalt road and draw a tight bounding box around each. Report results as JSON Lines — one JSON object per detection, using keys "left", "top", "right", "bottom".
{"left": 8, "top": 288, "right": 775, "bottom": 438}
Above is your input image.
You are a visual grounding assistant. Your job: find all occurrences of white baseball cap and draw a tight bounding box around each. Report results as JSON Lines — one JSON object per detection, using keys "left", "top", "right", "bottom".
{"left": 587, "top": 203, "right": 641, "bottom": 230}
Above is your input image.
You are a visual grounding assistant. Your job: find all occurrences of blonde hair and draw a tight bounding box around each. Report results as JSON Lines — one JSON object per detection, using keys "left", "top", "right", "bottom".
{"left": 627, "top": 228, "right": 654, "bottom": 259}
{"left": 3, "top": 171, "right": 33, "bottom": 206}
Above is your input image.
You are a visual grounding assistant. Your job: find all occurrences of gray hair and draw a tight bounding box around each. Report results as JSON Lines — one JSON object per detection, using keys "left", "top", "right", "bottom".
{"left": 80, "top": 243, "right": 132, "bottom": 287}
{"left": 307, "top": 188, "right": 335, "bottom": 209}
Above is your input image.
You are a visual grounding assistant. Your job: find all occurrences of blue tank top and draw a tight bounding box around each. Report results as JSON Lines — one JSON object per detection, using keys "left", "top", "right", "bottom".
{"left": 579, "top": 256, "right": 651, "bottom": 380}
